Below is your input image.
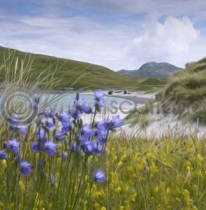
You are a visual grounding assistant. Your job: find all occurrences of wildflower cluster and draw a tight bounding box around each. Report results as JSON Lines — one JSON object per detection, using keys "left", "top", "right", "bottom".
{"left": 0, "top": 90, "right": 123, "bottom": 209}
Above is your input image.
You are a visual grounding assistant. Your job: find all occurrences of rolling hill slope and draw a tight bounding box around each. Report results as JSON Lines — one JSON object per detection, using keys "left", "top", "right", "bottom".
{"left": 0, "top": 46, "right": 140, "bottom": 91}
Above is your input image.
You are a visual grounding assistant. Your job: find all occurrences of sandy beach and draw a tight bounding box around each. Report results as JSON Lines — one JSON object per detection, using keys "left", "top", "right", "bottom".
{"left": 83, "top": 91, "right": 206, "bottom": 139}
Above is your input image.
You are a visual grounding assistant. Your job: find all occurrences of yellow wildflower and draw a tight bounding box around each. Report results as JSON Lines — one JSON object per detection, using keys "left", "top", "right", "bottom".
{"left": 0, "top": 159, "right": 7, "bottom": 170}
{"left": 19, "top": 180, "right": 25, "bottom": 193}
{"left": 115, "top": 187, "right": 121, "bottom": 193}
{"left": 130, "top": 193, "right": 137, "bottom": 202}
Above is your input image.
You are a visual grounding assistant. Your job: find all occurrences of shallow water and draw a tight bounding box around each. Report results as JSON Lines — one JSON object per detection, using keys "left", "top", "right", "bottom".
{"left": 39, "top": 93, "right": 136, "bottom": 113}
{"left": 0, "top": 92, "right": 136, "bottom": 122}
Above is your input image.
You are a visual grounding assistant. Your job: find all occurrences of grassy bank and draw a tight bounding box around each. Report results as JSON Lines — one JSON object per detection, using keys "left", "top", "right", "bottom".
{"left": 161, "top": 57, "right": 206, "bottom": 102}
{"left": 150, "top": 57, "right": 206, "bottom": 125}
{"left": 0, "top": 46, "right": 142, "bottom": 91}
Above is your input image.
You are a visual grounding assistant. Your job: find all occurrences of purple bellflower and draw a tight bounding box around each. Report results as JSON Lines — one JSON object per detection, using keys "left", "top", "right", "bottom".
{"left": 58, "top": 112, "right": 72, "bottom": 132}
{"left": 49, "top": 174, "right": 55, "bottom": 184}
{"left": 79, "top": 102, "right": 92, "bottom": 114}
{"left": 93, "top": 142, "right": 104, "bottom": 155}
{"left": 0, "top": 150, "right": 7, "bottom": 161}
{"left": 107, "top": 115, "right": 123, "bottom": 130}
{"left": 43, "top": 141, "right": 58, "bottom": 156}
{"left": 97, "top": 115, "right": 123, "bottom": 131}
{"left": 55, "top": 131, "right": 65, "bottom": 141}
{"left": 80, "top": 125, "right": 94, "bottom": 137}
{"left": 31, "top": 141, "right": 41, "bottom": 153}
{"left": 79, "top": 124, "right": 94, "bottom": 143}
{"left": 95, "top": 129, "right": 108, "bottom": 143}
{"left": 94, "top": 90, "right": 105, "bottom": 101}
{"left": 61, "top": 123, "right": 72, "bottom": 133}
{"left": 19, "top": 161, "right": 32, "bottom": 176}
{"left": 9, "top": 120, "right": 28, "bottom": 135}
{"left": 40, "top": 107, "right": 54, "bottom": 117}
{"left": 94, "top": 90, "right": 105, "bottom": 109}
{"left": 58, "top": 111, "right": 70, "bottom": 124}
{"left": 70, "top": 108, "right": 80, "bottom": 120}
{"left": 36, "top": 128, "right": 46, "bottom": 141}
{"left": 7, "top": 139, "right": 20, "bottom": 154}
{"left": 74, "top": 96, "right": 92, "bottom": 114}
{"left": 45, "top": 117, "right": 55, "bottom": 130}
{"left": 93, "top": 170, "right": 106, "bottom": 183}
{"left": 18, "top": 125, "right": 28, "bottom": 135}
{"left": 81, "top": 141, "right": 95, "bottom": 156}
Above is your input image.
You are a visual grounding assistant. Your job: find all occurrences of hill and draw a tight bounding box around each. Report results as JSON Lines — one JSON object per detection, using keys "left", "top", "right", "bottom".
{"left": 118, "top": 62, "right": 182, "bottom": 79}
{"left": 0, "top": 46, "right": 140, "bottom": 91}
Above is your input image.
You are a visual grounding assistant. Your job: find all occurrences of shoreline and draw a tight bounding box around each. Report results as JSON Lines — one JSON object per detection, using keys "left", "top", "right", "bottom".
{"left": 42, "top": 90, "right": 155, "bottom": 105}
{"left": 106, "top": 95, "right": 150, "bottom": 104}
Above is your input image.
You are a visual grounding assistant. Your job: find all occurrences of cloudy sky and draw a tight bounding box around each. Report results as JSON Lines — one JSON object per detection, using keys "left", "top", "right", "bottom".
{"left": 0, "top": 0, "right": 206, "bottom": 71}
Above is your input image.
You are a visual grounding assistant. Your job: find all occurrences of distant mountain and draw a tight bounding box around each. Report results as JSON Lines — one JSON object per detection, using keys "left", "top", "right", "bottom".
{"left": 118, "top": 62, "right": 182, "bottom": 79}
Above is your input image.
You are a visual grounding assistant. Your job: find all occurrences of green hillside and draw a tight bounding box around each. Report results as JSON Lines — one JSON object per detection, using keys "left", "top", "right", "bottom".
{"left": 139, "top": 78, "right": 167, "bottom": 87}
{"left": 156, "top": 57, "right": 206, "bottom": 124}
{"left": 0, "top": 46, "right": 141, "bottom": 91}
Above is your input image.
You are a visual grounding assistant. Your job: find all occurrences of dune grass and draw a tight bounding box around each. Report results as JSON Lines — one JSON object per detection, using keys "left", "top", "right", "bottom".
{"left": 156, "top": 57, "right": 206, "bottom": 125}
{"left": 161, "top": 58, "right": 206, "bottom": 102}
{"left": 124, "top": 99, "right": 156, "bottom": 129}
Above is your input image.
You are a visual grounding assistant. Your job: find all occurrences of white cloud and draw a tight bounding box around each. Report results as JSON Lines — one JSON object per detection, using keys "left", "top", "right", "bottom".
{"left": 128, "top": 15, "right": 200, "bottom": 68}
